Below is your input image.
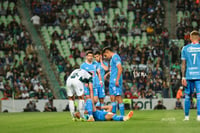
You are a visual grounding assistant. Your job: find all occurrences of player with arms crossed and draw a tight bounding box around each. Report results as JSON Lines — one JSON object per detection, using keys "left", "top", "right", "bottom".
{"left": 102, "top": 47, "right": 125, "bottom": 116}
{"left": 181, "top": 30, "right": 200, "bottom": 121}
{"left": 66, "top": 69, "right": 94, "bottom": 121}
{"left": 94, "top": 51, "right": 109, "bottom": 107}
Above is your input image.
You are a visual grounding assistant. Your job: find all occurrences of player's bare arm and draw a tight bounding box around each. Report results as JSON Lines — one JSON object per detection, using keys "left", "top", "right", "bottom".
{"left": 181, "top": 60, "right": 187, "bottom": 87}
{"left": 116, "top": 64, "right": 122, "bottom": 87}
{"left": 97, "top": 69, "right": 103, "bottom": 87}
{"left": 100, "top": 55, "right": 109, "bottom": 71}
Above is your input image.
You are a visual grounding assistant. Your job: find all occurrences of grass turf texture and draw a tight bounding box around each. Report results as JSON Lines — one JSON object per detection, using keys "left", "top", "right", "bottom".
{"left": 0, "top": 110, "right": 200, "bottom": 133}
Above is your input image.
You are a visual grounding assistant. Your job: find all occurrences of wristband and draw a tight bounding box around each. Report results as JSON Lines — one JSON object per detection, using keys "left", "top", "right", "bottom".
{"left": 182, "top": 77, "right": 185, "bottom": 79}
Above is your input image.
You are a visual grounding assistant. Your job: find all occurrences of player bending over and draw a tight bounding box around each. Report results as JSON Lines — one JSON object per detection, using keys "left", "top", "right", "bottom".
{"left": 66, "top": 69, "right": 94, "bottom": 121}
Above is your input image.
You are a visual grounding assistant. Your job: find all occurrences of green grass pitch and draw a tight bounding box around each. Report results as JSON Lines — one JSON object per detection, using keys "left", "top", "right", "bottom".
{"left": 0, "top": 110, "right": 200, "bottom": 133}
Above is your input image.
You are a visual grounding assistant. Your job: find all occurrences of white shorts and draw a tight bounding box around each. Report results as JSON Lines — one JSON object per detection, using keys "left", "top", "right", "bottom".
{"left": 66, "top": 78, "right": 84, "bottom": 97}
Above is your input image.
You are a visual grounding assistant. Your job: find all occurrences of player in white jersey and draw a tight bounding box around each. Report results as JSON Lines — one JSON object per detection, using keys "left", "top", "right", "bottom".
{"left": 181, "top": 30, "right": 200, "bottom": 121}
{"left": 66, "top": 69, "right": 94, "bottom": 121}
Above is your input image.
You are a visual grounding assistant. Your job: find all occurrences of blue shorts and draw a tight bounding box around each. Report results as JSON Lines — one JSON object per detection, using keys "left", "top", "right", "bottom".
{"left": 84, "top": 85, "right": 99, "bottom": 97}
{"left": 93, "top": 87, "right": 98, "bottom": 97}
{"left": 109, "top": 81, "right": 122, "bottom": 96}
{"left": 185, "top": 80, "right": 200, "bottom": 95}
{"left": 84, "top": 86, "right": 90, "bottom": 96}
{"left": 96, "top": 86, "right": 105, "bottom": 98}
{"left": 93, "top": 110, "right": 108, "bottom": 121}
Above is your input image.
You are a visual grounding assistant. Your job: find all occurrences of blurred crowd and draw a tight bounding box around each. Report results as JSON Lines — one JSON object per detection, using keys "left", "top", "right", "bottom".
{"left": 0, "top": 0, "right": 53, "bottom": 100}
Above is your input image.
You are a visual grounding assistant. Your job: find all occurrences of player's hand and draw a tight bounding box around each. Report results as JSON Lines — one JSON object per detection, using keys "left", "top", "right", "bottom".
{"left": 115, "top": 80, "right": 119, "bottom": 87}
{"left": 181, "top": 78, "right": 187, "bottom": 87}
{"left": 100, "top": 55, "right": 103, "bottom": 62}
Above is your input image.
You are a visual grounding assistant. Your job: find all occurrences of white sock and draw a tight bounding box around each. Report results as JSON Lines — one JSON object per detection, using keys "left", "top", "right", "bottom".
{"left": 78, "top": 99, "right": 85, "bottom": 118}
{"left": 185, "top": 116, "right": 189, "bottom": 119}
{"left": 69, "top": 100, "right": 75, "bottom": 117}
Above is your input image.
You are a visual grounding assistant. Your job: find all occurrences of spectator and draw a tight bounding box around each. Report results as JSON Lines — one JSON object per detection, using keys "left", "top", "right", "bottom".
{"left": 24, "top": 100, "right": 40, "bottom": 112}
{"left": 154, "top": 100, "right": 166, "bottom": 110}
{"left": 31, "top": 14, "right": 40, "bottom": 26}
{"left": 174, "top": 98, "right": 183, "bottom": 110}
{"left": 44, "top": 98, "right": 57, "bottom": 112}
{"left": 176, "top": 86, "right": 183, "bottom": 99}
{"left": 34, "top": 82, "right": 44, "bottom": 92}
{"left": 94, "top": 4, "right": 102, "bottom": 16}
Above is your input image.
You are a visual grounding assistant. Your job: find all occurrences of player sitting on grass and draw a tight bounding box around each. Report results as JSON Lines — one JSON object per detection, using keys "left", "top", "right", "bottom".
{"left": 74, "top": 104, "right": 133, "bottom": 122}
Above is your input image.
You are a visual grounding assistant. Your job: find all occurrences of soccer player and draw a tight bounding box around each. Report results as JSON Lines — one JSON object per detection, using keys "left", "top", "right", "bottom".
{"left": 102, "top": 47, "right": 125, "bottom": 116}
{"left": 66, "top": 68, "right": 94, "bottom": 121}
{"left": 181, "top": 30, "right": 200, "bottom": 121}
{"left": 94, "top": 51, "right": 109, "bottom": 107}
{"left": 80, "top": 50, "right": 98, "bottom": 103}
{"left": 74, "top": 104, "right": 133, "bottom": 122}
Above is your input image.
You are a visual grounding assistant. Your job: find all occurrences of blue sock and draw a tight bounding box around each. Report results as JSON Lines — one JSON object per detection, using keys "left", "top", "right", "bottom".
{"left": 111, "top": 102, "right": 117, "bottom": 113}
{"left": 85, "top": 99, "right": 93, "bottom": 116}
{"left": 185, "top": 94, "right": 190, "bottom": 116}
{"left": 112, "top": 114, "right": 124, "bottom": 121}
{"left": 197, "top": 94, "right": 200, "bottom": 116}
{"left": 119, "top": 103, "right": 125, "bottom": 116}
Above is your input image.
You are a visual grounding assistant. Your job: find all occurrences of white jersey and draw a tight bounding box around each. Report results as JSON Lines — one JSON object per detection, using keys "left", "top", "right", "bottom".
{"left": 68, "top": 69, "right": 92, "bottom": 83}
{"left": 66, "top": 69, "right": 92, "bottom": 97}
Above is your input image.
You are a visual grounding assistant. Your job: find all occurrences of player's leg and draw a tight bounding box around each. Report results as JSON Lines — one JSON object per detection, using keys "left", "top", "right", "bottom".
{"left": 109, "top": 84, "right": 117, "bottom": 113}
{"left": 93, "top": 87, "right": 99, "bottom": 104}
{"left": 115, "top": 83, "right": 124, "bottom": 116}
{"left": 195, "top": 80, "right": 200, "bottom": 121}
{"left": 98, "top": 86, "right": 105, "bottom": 107}
{"left": 83, "top": 85, "right": 95, "bottom": 121}
{"left": 184, "top": 80, "right": 194, "bottom": 121}
{"left": 105, "top": 111, "right": 133, "bottom": 121}
{"left": 75, "top": 81, "right": 85, "bottom": 119}
{"left": 66, "top": 80, "right": 75, "bottom": 119}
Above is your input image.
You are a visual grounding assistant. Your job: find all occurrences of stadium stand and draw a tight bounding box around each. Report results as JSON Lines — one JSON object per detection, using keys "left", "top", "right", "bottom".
{"left": 27, "top": 0, "right": 170, "bottom": 99}
{"left": 0, "top": 0, "right": 53, "bottom": 100}
{"left": 167, "top": 0, "right": 200, "bottom": 97}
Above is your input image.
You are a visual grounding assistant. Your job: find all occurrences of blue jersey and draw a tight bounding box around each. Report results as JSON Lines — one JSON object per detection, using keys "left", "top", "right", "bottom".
{"left": 109, "top": 54, "right": 123, "bottom": 84}
{"left": 181, "top": 43, "right": 200, "bottom": 80}
{"left": 96, "top": 61, "right": 108, "bottom": 82}
{"left": 80, "top": 62, "right": 98, "bottom": 88}
{"left": 93, "top": 110, "right": 108, "bottom": 121}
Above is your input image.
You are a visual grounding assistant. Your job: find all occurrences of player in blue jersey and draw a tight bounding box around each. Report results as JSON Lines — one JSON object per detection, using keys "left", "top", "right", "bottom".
{"left": 80, "top": 50, "right": 101, "bottom": 104}
{"left": 102, "top": 47, "right": 125, "bottom": 116}
{"left": 74, "top": 104, "right": 133, "bottom": 122}
{"left": 94, "top": 51, "right": 109, "bottom": 107}
{"left": 181, "top": 30, "right": 200, "bottom": 121}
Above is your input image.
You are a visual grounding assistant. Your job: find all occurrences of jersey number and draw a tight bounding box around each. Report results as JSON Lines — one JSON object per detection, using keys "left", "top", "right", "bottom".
{"left": 192, "top": 54, "right": 196, "bottom": 64}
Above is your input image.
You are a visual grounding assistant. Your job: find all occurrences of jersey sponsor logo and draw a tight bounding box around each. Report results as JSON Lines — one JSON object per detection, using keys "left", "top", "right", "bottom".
{"left": 189, "top": 72, "right": 200, "bottom": 75}
{"left": 188, "top": 67, "right": 198, "bottom": 70}
{"left": 187, "top": 47, "right": 200, "bottom": 52}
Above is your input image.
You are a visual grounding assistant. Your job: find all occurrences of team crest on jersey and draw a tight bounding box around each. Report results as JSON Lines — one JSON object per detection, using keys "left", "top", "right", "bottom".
{"left": 86, "top": 67, "right": 89, "bottom": 70}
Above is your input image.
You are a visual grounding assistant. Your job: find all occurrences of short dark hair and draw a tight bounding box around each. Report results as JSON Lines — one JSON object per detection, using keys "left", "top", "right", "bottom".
{"left": 94, "top": 51, "right": 101, "bottom": 55}
{"left": 86, "top": 50, "right": 93, "bottom": 55}
{"left": 102, "top": 46, "right": 112, "bottom": 54}
{"left": 190, "top": 30, "right": 199, "bottom": 36}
